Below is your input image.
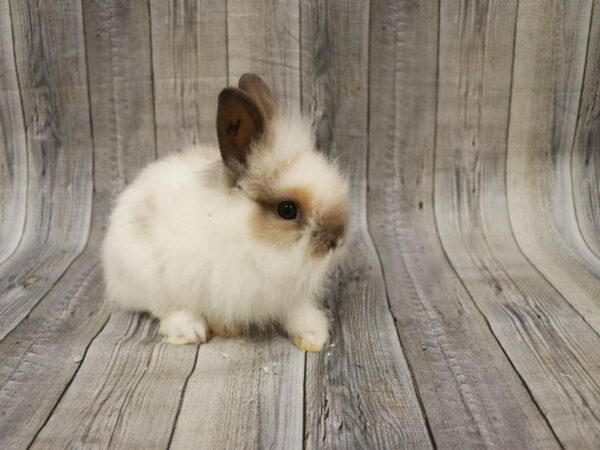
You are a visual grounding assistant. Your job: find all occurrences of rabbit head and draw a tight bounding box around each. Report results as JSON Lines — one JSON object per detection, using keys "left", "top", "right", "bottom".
{"left": 217, "top": 74, "right": 349, "bottom": 261}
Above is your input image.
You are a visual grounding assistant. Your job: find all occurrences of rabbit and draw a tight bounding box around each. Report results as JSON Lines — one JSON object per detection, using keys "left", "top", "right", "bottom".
{"left": 102, "top": 73, "right": 348, "bottom": 352}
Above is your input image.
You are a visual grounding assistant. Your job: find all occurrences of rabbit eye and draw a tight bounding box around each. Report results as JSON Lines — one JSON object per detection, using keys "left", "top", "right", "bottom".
{"left": 277, "top": 201, "right": 298, "bottom": 220}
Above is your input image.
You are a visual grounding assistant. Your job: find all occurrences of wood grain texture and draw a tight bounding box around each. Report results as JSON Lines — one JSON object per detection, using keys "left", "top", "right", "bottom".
{"left": 571, "top": 0, "right": 600, "bottom": 257}
{"left": 507, "top": 0, "right": 600, "bottom": 334}
{"left": 301, "top": 1, "right": 432, "bottom": 448}
{"left": 168, "top": 2, "right": 305, "bottom": 448}
{"left": 0, "top": 0, "right": 26, "bottom": 265}
{"left": 150, "top": 0, "right": 227, "bottom": 153}
{"left": 0, "top": 0, "right": 93, "bottom": 340}
{"left": 170, "top": 336, "right": 303, "bottom": 450}
{"left": 227, "top": 0, "right": 300, "bottom": 107}
{"left": 368, "top": 1, "right": 559, "bottom": 448}
{"left": 0, "top": 259, "right": 108, "bottom": 448}
{"left": 31, "top": 313, "right": 197, "bottom": 449}
{"left": 84, "top": 0, "right": 157, "bottom": 193}
{"left": 435, "top": 0, "right": 600, "bottom": 447}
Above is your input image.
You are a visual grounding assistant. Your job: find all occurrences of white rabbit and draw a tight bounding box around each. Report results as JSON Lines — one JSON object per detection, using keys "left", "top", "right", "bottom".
{"left": 102, "top": 74, "right": 348, "bottom": 352}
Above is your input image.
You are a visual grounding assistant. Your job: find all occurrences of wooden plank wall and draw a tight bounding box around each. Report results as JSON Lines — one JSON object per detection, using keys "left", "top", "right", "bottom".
{"left": 0, "top": 1, "right": 599, "bottom": 449}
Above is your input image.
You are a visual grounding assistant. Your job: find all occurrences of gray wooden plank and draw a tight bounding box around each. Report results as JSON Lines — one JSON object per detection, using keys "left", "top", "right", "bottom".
{"left": 227, "top": 0, "right": 300, "bottom": 107}
{"left": 0, "top": 257, "right": 108, "bottom": 448}
{"left": 31, "top": 313, "right": 197, "bottom": 449}
{"left": 572, "top": 0, "right": 600, "bottom": 258}
{"left": 367, "top": 1, "right": 560, "bottom": 448}
{"left": 0, "top": 0, "right": 94, "bottom": 340}
{"left": 171, "top": 337, "right": 304, "bottom": 450}
{"left": 150, "top": 0, "right": 227, "bottom": 154}
{"left": 0, "top": 0, "right": 27, "bottom": 266}
{"left": 0, "top": 1, "right": 159, "bottom": 446}
{"left": 84, "top": 0, "right": 157, "bottom": 193}
{"left": 168, "top": 2, "right": 305, "bottom": 448}
{"left": 301, "top": 1, "right": 433, "bottom": 448}
{"left": 435, "top": 0, "right": 600, "bottom": 447}
{"left": 506, "top": 0, "right": 600, "bottom": 334}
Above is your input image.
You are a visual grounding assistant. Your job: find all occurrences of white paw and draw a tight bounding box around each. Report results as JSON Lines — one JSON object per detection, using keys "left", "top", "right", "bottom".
{"left": 292, "top": 333, "right": 328, "bottom": 353}
{"left": 286, "top": 306, "right": 329, "bottom": 353}
{"left": 159, "top": 311, "right": 208, "bottom": 345}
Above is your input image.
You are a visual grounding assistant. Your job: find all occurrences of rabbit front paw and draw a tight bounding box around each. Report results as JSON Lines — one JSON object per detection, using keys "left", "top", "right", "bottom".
{"left": 159, "top": 310, "right": 208, "bottom": 345}
{"left": 285, "top": 305, "right": 330, "bottom": 353}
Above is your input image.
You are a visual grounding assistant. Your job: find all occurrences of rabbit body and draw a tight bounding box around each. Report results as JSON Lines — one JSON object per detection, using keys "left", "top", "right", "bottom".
{"left": 102, "top": 75, "right": 348, "bottom": 351}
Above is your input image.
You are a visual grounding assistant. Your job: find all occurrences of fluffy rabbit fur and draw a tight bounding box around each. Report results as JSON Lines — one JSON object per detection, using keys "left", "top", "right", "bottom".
{"left": 102, "top": 74, "right": 348, "bottom": 352}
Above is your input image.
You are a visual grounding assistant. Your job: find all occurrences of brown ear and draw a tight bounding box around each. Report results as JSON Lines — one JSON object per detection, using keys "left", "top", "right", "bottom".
{"left": 238, "top": 73, "right": 277, "bottom": 120}
{"left": 217, "top": 87, "right": 265, "bottom": 174}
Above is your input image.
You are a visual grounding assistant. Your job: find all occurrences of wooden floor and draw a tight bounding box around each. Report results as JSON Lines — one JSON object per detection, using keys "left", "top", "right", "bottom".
{"left": 1, "top": 1, "right": 599, "bottom": 449}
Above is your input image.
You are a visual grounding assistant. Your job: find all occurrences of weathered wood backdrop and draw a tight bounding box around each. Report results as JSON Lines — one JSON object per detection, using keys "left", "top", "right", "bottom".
{"left": 0, "top": 0, "right": 599, "bottom": 449}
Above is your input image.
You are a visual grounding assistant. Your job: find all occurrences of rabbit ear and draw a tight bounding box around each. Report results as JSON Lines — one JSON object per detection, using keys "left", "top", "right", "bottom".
{"left": 238, "top": 73, "right": 277, "bottom": 120}
{"left": 217, "top": 87, "right": 265, "bottom": 174}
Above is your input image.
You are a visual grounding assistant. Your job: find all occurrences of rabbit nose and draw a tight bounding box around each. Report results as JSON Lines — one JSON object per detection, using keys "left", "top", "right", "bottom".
{"left": 311, "top": 225, "right": 346, "bottom": 255}
{"left": 327, "top": 235, "right": 344, "bottom": 250}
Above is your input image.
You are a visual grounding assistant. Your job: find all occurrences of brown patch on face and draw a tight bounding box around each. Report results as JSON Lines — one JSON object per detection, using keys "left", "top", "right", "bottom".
{"left": 248, "top": 179, "right": 348, "bottom": 257}
{"left": 249, "top": 186, "right": 315, "bottom": 248}
{"left": 309, "top": 201, "right": 348, "bottom": 257}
